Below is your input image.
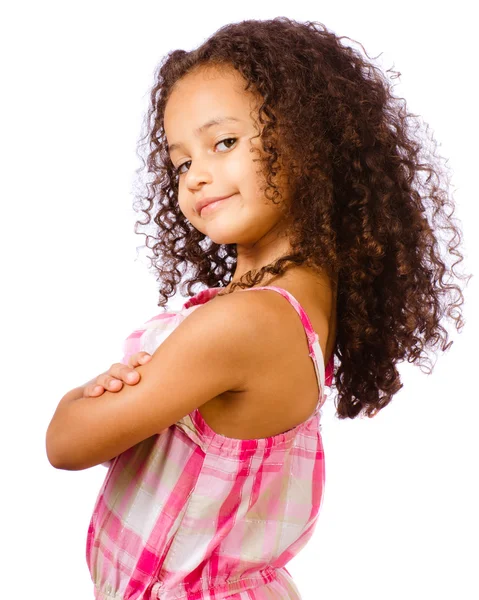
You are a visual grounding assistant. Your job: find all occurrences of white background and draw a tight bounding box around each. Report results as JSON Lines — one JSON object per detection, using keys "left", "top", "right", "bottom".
{"left": 2, "top": 1, "right": 477, "bottom": 599}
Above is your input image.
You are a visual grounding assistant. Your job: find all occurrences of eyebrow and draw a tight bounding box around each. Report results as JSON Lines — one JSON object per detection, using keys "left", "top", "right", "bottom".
{"left": 167, "top": 116, "right": 242, "bottom": 154}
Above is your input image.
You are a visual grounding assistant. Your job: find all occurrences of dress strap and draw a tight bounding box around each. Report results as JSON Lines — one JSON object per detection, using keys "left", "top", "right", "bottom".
{"left": 237, "top": 285, "right": 326, "bottom": 404}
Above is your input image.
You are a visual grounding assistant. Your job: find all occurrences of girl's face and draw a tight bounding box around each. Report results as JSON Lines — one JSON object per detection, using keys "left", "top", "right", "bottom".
{"left": 163, "top": 66, "right": 292, "bottom": 249}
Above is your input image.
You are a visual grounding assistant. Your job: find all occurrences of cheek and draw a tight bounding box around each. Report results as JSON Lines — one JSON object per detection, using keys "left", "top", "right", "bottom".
{"left": 237, "top": 166, "right": 269, "bottom": 204}
{"left": 177, "top": 200, "right": 196, "bottom": 225}
{"left": 177, "top": 199, "right": 187, "bottom": 217}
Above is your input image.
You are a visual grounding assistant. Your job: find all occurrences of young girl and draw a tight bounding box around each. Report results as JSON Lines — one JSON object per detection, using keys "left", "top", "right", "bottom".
{"left": 46, "top": 17, "right": 470, "bottom": 600}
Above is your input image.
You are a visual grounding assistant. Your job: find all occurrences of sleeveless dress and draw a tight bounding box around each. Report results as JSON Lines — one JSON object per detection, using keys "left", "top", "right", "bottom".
{"left": 86, "top": 285, "right": 335, "bottom": 600}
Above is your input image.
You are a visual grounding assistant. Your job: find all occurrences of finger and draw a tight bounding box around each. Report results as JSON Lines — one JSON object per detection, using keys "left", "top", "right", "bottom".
{"left": 94, "top": 367, "right": 126, "bottom": 392}
{"left": 87, "top": 384, "right": 104, "bottom": 396}
{"left": 107, "top": 378, "right": 124, "bottom": 390}
{"left": 104, "top": 377, "right": 125, "bottom": 391}
{"left": 95, "top": 359, "right": 145, "bottom": 395}
{"left": 109, "top": 363, "right": 140, "bottom": 386}
{"left": 128, "top": 352, "right": 152, "bottom": 368}
{"left": 96, "top": 377, "right": 122, "bottom": 392}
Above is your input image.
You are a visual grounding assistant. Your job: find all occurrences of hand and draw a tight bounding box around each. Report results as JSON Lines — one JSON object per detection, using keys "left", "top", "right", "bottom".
{"left": 84, "top": 351, "right": 170, "bottom": 437}
{"left": 84, "top": 351, "right": 152, "bottom": 397}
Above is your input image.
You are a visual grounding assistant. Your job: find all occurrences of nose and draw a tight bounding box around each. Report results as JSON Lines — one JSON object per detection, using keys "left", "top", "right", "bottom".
{"left": 184, "top": 157, "right": 215, "bottom": 187}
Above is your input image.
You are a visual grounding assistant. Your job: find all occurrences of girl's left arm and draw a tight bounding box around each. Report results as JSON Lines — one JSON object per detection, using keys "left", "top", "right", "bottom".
{"left": 45, "top": 293, "right": 262, "bottom": 471}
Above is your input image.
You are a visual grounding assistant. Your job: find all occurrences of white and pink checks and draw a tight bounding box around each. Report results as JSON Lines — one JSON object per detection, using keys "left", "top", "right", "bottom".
{"left": 86, "top": 286, "right": 334, "bottom": 600}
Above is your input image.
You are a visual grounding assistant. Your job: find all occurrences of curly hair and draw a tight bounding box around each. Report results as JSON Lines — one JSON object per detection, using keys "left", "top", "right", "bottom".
{"left": 131, "top": 16, "right": 472, "bottom": 420}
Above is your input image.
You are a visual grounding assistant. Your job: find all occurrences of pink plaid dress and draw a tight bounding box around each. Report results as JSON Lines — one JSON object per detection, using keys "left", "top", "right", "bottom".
{"left": 86, "top": 285, "right": 335, "bottom": 600}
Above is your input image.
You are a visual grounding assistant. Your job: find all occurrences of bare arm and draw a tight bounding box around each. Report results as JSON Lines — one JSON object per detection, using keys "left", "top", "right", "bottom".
{"left": 44, "top": 294, "right": 258, "bottom": 471}
{"left": 45, "top": 379, "right": 97, "bottom": 464}
{"left": 47, "top": 361, "right": 151, "bottom": 469}
{"left": 53, "top": 378, "right": 96, "bottom": 407}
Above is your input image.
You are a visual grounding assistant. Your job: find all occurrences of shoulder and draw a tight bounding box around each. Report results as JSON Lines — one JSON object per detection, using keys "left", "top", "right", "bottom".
{"left": 196, "top": 287, "right": 300, "bottom": 363}
{"left": 186, "top": 288, "right": 280, "bottom": 346}
{"left": 201, "top": 287, "right": 290, "bottom": 333}
{"left": 182, "top": 288, "right": 290, "bottom": 372}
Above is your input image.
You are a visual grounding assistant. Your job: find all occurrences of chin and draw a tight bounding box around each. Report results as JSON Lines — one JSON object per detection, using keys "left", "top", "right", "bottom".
{"left": 205, "top": 231, "right": 239, "bottom": 245}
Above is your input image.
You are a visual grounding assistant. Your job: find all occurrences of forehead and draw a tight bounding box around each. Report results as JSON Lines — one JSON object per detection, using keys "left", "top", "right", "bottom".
{"left": 164, "top": 68, "right": 257, "bottom": 140}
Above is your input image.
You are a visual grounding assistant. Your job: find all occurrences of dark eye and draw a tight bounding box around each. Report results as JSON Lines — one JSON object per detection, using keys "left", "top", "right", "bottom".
{"left": 175, "top": 137, "right": 237, "bottom": 175}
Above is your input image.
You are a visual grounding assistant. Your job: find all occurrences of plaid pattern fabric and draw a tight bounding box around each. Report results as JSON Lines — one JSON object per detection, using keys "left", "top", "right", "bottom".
{"left": 86, "top": 286, "right": 334, "bottom": 599}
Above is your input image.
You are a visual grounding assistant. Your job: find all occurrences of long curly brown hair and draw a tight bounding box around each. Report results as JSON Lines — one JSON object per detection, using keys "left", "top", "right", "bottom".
{"left": 132, "top": 17, "right": 472, "bottom": 420}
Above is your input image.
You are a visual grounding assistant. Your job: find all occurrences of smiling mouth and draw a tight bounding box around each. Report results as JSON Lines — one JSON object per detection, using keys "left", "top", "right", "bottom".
{"left": 199, "top": 194, "right": 235, "bottom": 216}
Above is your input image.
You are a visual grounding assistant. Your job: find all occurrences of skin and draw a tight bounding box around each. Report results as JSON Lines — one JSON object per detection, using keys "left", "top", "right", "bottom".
{"left": 88, "top": 65, "right": 334, "bottom": 398}
{"left": 46, "top": 69, "right": 338, "bottom": 468}
{"left": 163, "top": 65, "right": 295, "bottom": 288}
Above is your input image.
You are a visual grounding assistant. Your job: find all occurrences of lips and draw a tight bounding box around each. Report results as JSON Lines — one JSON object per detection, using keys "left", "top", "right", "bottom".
{"left": 196, "top": 194, "right": 234, "bottom": 216}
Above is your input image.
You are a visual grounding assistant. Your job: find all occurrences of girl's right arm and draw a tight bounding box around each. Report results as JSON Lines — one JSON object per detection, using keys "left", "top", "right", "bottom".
{"left": 61, "top": 352, "right": 153, "bottom": 403}
{"left": 53, "top": 369, "right": 127, "bottom": 415}
{"left": 49, "top": 379, "right": 98, "bottom": 428}
{"left": 58, "top": 373, "right": 106, "bottom": 406}
{"left": 59, "top": 383, "right": 89, "bottom": 404}
{"left": 47, "top": 353, "right": 152, "bottom": 467}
